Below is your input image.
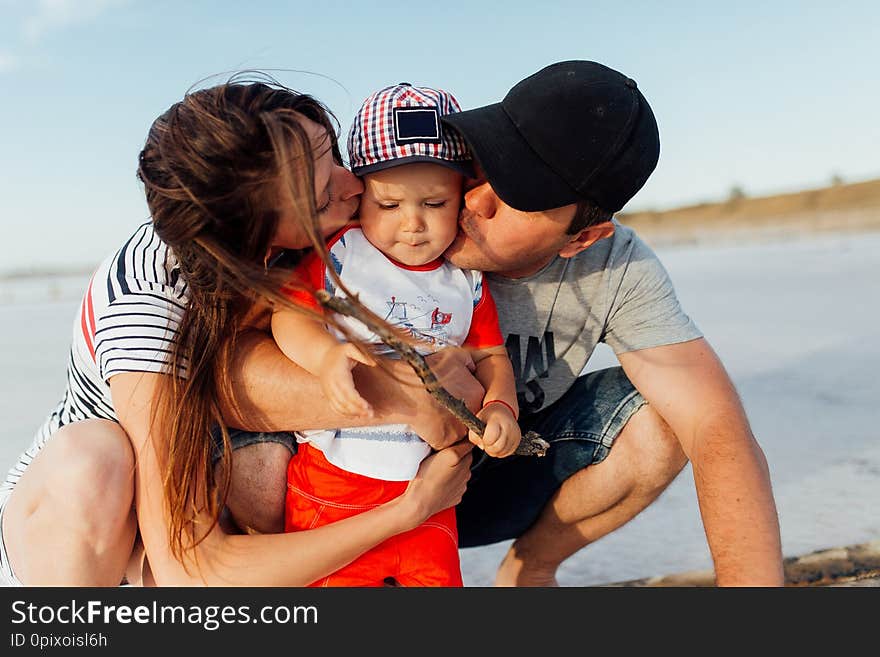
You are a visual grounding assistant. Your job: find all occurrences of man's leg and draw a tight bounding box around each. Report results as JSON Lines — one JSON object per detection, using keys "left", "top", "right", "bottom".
{"left": 456, "top": 366, "right": 688, "bottom": 586}
{"left": 213, "top": 430, "right": 296, "bottom": 534}
{"left": 3, "top": 419, "right": 138, "bottom": 585}
{"left": 494, "top": 404, "right": 687, "bottom": 586}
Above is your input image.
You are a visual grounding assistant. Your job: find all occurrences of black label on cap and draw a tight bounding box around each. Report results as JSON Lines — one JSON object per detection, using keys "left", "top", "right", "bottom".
{"left": 393, "top": 107, "right": 441, "bottom": 143}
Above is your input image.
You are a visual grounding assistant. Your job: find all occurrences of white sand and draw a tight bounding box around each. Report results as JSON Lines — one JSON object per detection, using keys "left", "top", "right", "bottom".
{"left": 2, "top": 230, "right": 879, "bottom": 586}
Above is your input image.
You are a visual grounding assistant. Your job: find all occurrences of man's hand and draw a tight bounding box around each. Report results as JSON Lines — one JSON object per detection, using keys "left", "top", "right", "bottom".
{"left": 425, "top": 347, "right": 484, "bottom": 406}
{"left": 401, "top": 347, "right": 485, "bottom": 450}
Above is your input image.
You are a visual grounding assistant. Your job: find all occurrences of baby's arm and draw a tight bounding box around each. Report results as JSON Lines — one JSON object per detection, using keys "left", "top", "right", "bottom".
{"left": 271, "top": 308, "right": 375, "bottom": 417}
{"left": 469, "top": 345, "right": 521, "bottom": 457}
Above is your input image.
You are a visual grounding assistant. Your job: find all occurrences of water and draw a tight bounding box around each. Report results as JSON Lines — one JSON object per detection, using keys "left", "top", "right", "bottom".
{"left": 2, "top": 231, "right": 878, "bottom": 586}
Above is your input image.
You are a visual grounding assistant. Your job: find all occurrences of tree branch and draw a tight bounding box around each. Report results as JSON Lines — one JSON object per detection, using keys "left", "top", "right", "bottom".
{"left": 316, "top": 290, "right": 549, "bottom": 457}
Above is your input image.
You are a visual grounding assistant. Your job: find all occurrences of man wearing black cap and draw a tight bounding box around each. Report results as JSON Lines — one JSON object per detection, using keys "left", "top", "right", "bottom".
{"left": 440, "top": 60, "right": 784, "bottom": 586}
{"left": 202, "top": 60, "right": 782, "bottom": 588}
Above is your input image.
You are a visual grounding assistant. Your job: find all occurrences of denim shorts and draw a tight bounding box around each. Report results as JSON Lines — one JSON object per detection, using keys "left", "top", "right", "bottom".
{"left": 456, "top": 366, "right": 646, "bottom": 548}
{"left": 210, "top": 427, "right": 299, "bottom": 467}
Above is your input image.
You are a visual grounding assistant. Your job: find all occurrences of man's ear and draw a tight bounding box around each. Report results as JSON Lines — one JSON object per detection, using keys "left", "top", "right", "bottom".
{"left": 559, "top": 221, "right": 615, "bottom": 258}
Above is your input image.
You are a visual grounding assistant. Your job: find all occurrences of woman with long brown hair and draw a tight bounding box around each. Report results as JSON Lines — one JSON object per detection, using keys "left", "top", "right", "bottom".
{"left": 0, "top": 76, "right": 475, "bottom": 585}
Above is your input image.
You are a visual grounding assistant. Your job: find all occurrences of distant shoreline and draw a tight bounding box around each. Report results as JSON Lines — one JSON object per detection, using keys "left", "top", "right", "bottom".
{"left": 618, "top": 177, "right": 880, "bottom": 247}
{"left": 4, "top": 177, "right": 879, "bottom": 280}
{"left": 0, "top": 266, "right": 95, "bottom": 281}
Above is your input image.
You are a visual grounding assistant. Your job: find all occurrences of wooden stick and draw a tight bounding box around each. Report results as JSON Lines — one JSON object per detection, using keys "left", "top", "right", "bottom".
{"left": 316, "top": 290, "right": 549, "bottom": 457}
{"left": 603, "top": 540, "right": 880, "bottom": 587}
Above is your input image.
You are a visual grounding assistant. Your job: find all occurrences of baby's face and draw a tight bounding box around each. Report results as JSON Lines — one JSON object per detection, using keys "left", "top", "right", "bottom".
{"left": 359, "top": 162, "right": 462, "bottom": 266}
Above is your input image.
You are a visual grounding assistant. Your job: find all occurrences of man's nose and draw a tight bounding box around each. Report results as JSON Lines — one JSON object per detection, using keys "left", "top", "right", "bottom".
{"left": 464, "top": 182, "right": 496, "bottom": 219}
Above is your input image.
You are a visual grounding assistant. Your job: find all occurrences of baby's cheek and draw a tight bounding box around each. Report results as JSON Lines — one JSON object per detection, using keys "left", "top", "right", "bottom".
{"left": 358, "top": 211, "right": 386, "bottom": 242}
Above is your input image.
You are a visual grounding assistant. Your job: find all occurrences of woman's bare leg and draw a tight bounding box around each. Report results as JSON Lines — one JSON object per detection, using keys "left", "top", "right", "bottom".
{"left": 3, "top": 419, "right": 138, "bottom": 585}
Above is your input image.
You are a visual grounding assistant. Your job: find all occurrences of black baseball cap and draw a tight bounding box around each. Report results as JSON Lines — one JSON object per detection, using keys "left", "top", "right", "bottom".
{"left": 441, "top": 60, "right": 660, "bottom": 213}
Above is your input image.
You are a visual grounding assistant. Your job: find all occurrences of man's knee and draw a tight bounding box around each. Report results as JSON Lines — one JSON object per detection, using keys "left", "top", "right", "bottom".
{"left": 221, "top": 442, "right": 292, "bottom": 534}
{"left": 617, "top": 404, "right": 688, "bottom": 494}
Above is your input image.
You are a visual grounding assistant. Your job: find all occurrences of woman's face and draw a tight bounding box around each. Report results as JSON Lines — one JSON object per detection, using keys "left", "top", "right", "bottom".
{"left": 272, "top": 117, "right": 363, "bottom": 251}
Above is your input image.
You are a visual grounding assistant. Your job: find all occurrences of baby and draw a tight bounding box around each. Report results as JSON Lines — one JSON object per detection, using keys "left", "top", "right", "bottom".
{"left": 272, "top": 83, "right": 519, "bottom": 587}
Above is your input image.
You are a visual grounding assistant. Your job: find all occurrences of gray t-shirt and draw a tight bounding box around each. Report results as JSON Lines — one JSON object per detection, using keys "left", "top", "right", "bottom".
{"left": 488, "top": 219, "right": 702, "bottom": 415}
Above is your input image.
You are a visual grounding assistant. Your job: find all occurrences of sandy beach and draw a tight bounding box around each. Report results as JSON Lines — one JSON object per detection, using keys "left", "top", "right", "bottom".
{"left": 2, "top": 229, "right": 878, "bottom": 586}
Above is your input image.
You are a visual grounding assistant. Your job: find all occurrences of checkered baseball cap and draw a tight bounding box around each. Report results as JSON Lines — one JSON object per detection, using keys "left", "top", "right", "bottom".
{"left": 347, "top": 83, "right": 475, "bottom": 178}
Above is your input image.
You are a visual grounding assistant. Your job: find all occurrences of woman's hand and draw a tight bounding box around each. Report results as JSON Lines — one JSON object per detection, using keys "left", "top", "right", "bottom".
{"left": 399, "top": 441, "right": 473, "bottom": 528}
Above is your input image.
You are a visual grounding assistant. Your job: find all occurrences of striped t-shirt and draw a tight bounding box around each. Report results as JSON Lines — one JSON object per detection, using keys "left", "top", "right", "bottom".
{"left": 2, "top": 223, "right": 188, "bottom": 493}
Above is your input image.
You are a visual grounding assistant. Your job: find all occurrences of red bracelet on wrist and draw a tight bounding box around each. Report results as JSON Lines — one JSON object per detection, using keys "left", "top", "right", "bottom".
{"left": 481, "top": 399, "right": 518, "bottom": 420}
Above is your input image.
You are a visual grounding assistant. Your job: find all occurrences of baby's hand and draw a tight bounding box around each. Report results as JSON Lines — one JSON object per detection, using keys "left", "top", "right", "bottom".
{"left": 470, "top": 401, "right": 521, "bottom": 458}
{"left": 319, "top": 343, "right": 376, "bottom": 417}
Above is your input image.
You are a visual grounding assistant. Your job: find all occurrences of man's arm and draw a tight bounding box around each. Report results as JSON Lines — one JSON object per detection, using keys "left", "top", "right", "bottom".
{"left": 110, "top": 370, "right": 474, "bottom": 586}
{"left": 224, "top": 329, "right": 485, "bottom": 449}
{"left": 617, "top": 337, "right": 784, "bottom": 586}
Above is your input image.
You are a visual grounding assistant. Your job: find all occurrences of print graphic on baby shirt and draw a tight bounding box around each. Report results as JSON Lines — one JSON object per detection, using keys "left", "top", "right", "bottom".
{"left": 385, "top": 295, "right": 454, "bottom": 347}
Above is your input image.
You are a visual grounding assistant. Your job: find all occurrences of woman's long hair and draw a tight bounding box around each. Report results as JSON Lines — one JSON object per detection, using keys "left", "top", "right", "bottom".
{"left": 136, "top": 76, "right": 342, "bottom": 562}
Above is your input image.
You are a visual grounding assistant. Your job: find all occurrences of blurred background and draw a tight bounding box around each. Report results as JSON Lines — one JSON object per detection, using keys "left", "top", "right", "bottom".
{"left": 1, "top": 0, "right": 878, "bottom": 585}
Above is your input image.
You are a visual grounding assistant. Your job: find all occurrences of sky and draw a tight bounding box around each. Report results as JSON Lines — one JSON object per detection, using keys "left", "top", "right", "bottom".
{"left": 1, "top": 0, "right": 878, "bottom": 274}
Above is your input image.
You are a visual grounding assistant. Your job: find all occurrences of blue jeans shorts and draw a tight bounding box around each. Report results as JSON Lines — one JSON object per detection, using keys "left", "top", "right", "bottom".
{"left": 210, "top": 427, "right": 298, "bottom": 468}
{"left": 456, "top": 366, "right": 646, "bottom": 548}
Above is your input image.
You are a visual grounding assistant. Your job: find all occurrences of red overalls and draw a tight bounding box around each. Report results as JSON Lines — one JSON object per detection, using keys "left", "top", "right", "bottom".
{"left": 285, "top": 443, "right": 462, "bottom": 587}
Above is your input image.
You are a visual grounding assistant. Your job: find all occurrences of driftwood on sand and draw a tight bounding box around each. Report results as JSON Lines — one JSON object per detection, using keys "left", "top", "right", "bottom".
{"left": 316, "top": 290, "right": 550, "bottom": 458}
{"left": 605, "top": 540, "right": 880, "bottom": 587}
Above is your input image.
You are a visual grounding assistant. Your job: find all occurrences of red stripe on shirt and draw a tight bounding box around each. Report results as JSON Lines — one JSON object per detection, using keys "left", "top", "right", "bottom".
{"left": 284, "top": 225, "right": 355, "bottom": 310}
{"left": 463, "top": 279, "right": 503, "bottom": 349}
{"left": 80, "top": 275, "right": 97, "bottom": 362}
